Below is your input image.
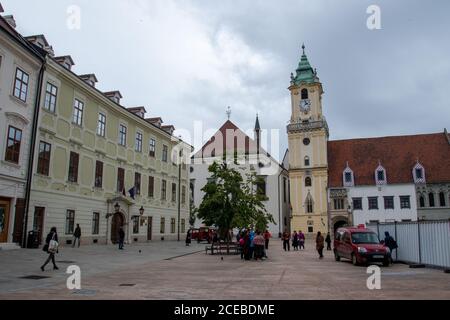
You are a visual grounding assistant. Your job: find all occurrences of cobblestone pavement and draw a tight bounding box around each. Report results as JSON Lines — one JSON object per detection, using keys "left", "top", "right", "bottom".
{"left": 0, "top": 240, "right": 449, "bottom": 299}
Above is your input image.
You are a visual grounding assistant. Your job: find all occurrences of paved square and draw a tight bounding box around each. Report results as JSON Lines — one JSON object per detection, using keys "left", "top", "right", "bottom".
{"left": 0, "top": 240, "right": 449, "bottom": 299}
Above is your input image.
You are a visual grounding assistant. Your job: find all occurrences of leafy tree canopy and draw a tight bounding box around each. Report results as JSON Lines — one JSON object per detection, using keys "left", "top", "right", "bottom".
{"left": 197, "top": 162, "right": 275, "bottom": 241}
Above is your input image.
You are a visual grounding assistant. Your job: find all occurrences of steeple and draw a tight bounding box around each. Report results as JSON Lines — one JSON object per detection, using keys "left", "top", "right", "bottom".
{"left": 254, "top": 113, "right": 261, "bottom": 132}
{"left": 292, "top": 44, "right": 318, "bottom": 85}
{"left": 254, "top": 114, "right": 261, "bottom": 156}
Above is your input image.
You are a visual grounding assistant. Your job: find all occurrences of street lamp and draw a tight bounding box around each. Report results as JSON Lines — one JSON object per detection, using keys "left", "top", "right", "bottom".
{"left": 139, "top": 206, "right": 145, "bottom": 216}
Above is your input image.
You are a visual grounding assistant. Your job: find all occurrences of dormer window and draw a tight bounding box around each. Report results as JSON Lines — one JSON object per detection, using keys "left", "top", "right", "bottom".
{"left": 412, "top": 162, "right": 426, "bottom": 184}
{"left": 301, "top": 88, "right": 308, "bottom": 100}
{"left": 375, "top": 164, "right": 387, "bottom": 185}
{"left": 342, "top": 163, "right": 354, "bottom": 187}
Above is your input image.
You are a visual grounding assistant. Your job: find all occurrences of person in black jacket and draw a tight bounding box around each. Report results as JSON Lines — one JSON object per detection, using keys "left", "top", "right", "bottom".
{"left": 118, "top": 226, "right": 125, "bottom": 250}
{"left": 72, "top": 224, "right": 81, "bottom": 248}
{"left": 41, "top": 227, "right": 59, "bottom": 271}
{"left": 325, "top": 232, "right": 332, "bottom": 250}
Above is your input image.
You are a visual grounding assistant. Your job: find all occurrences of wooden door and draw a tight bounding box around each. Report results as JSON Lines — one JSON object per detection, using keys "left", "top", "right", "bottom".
{"left": 0, "top": 199, "right": 11, "bottom": 243}
{"left": 147, "top": 217, "right": 153, "bottom": 241}
{"left": 111, "top": 213, "right": 124, "bottom": 244}
{"left": 13, "top": 198, "right": 25, "bottom": 244}
{"left": 33, "top": 207, "right": 45, "bottom": 245}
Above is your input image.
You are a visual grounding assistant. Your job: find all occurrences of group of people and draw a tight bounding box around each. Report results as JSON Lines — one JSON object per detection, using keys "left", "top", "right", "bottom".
{"left": 280, "top": 229, "right": 333, "bottom": 259}
{"left": 237, "top": 229, "right": 271, "bottom": 261}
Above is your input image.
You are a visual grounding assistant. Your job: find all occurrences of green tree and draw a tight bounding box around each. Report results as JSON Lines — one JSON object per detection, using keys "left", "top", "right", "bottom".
{"left": 189, "top": 201, "right": 197, "bottom": 227}
{"left": 197, "top": 162, "right": 274, "bottom": 242}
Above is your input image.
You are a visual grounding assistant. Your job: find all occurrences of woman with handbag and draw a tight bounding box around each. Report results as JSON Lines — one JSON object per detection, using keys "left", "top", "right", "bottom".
{"left": 40, "top": 227, "right": 59, "bottom": 271}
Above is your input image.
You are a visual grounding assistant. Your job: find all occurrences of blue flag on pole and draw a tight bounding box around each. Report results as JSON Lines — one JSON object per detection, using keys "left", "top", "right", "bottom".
{"left": 128, "top": 186, "right": 135, "bottom": 200}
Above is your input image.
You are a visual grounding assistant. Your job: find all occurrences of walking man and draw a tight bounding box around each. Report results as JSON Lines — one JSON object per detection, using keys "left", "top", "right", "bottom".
{"left": 72, "top": 224, "right": 81, "bottom": 248}
{"left": 316, "top": 231, "right": 325, "bottom": 259}
{"left": 384, "top": 231, "right": 398, "bottom": 263}
{"left": 325, "top": 232, "right": 332, "bottom": 251}
{"left": 282, "top": 230, "right": 290, "bottom": 251}
{"left": 118, "top": 226, "right": 125, "bottom": 250}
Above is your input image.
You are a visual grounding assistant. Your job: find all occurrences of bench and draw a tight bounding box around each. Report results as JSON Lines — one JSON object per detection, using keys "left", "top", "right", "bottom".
{"left": 205, "top": 243, "right": 240, "bottom": 255}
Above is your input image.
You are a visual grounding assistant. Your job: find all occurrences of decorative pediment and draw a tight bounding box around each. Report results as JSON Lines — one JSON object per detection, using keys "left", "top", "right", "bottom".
{"left": 5, "top": 112, "right": 29, "bottom": 126}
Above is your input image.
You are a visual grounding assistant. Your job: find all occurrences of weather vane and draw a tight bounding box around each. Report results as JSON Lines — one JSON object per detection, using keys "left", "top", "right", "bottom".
{"left": 226, "top": 106, "right": 231, "bottom": 120}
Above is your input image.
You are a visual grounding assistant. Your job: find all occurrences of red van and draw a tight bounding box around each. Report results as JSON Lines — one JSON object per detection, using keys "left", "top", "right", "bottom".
{"left": 334, "top": 226, "right": 391, "bottom": 266}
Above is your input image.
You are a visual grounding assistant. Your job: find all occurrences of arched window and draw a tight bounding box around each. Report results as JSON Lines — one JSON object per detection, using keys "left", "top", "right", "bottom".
{"left": 419, "top": 196, "right": 425, "bottom": 208}
{"left": 305, "top": 177, "right": 312, "bottom": 187}
{"left": 429, "top": 193, "right": 435, "bottom": 207}
{"left": 301, "top": 88, "right": 308, "bottom": 100}
{"left": 439, "top": 192, "right": 446, "bottom": 207}
{"left": 304, "top": 156, "right": 310, "bottom": 166}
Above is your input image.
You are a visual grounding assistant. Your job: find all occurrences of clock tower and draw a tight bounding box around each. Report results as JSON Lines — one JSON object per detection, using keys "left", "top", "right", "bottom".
{"left": 287, "top": 45, "right": 329, "bottom": 236}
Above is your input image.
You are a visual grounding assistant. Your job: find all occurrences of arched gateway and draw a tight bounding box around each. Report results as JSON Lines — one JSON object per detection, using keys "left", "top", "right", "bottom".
{"left": 111, "top": 212, "right": 125, "bottom": 244}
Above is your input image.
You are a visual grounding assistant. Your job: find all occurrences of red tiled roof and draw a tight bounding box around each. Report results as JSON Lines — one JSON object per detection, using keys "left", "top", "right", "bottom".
{"left": 193, "top": 120, "right": 259, "bottom": 159}
{"left": 328, "top": 132, "right": 450, "bottom": 187}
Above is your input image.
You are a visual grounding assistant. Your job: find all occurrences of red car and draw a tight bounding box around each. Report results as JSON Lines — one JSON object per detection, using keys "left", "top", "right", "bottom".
{"left": 334, "top": 225, "right": 391, "bottom": 266}
{"left": 190, "top": 227, "right": 216, "bottom": 243}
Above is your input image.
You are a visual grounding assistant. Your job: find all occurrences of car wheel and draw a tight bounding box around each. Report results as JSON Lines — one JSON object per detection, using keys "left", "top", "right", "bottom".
{"left": 383, "top": 259, "right": 390, "bottom": 267}
{"left": 352, "top": 254, "right": 358, "bottom": 266}
{"left": 334, "top": 250, "right": 341, "bottom": 261}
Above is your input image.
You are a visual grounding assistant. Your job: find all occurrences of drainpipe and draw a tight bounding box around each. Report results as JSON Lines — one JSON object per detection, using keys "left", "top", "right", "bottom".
{"left": 22, "top": 62, "right": 46, "bottom": 248}
{"left": 277, "top": 170, "right": 282, "bottom": 237}
{"left": 177, "top": 161, "right": 181, "bottom": 241}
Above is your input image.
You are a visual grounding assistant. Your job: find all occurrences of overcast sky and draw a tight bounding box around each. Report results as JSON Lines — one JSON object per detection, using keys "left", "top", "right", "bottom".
{"left": 3, "top": 0, "right": 449, "bottom": 161}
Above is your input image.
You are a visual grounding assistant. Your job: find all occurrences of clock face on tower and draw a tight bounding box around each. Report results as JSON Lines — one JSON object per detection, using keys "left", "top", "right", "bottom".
{"left": 300, "top": 99, "right": 311, "bottom": 113}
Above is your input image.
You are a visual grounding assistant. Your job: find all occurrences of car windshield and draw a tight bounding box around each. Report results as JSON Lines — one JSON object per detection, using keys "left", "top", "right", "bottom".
{"left": 351, "top": 232, "right": 379, "bottom": 244}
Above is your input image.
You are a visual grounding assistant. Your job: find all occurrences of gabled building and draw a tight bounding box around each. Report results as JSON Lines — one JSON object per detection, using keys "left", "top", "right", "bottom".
{"left": 190, "top": 118, "right": 290, "bottom": 237}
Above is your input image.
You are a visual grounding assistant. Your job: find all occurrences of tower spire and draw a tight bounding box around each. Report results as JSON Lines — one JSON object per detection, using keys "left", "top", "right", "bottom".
{"left": 226, "top": 106, "right": 231, "bottom": 120}
{"left": 302, "top": 43, "right": 305, "bottom": 55}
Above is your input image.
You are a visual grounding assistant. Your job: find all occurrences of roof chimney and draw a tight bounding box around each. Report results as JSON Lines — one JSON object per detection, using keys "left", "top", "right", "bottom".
{"left": 104, "top": 91, "right": 122, "bottom": 104}
{"left": 3, "top": 15, "right": 16, "bottom": 29}
{"left": 79, "top": 74, "right": 98, "bottom": 87}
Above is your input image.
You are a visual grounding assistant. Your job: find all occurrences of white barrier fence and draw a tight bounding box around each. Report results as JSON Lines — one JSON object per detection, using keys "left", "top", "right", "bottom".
{"left": 367, "top": 220, "right": 450, "bottom": 268}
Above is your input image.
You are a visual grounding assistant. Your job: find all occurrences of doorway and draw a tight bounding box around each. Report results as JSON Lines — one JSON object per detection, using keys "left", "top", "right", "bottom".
{"left": 0, "top": 199, "right": 11, "bottom": 243}
{"left": 13, "top": 198, "right": 25, "bottom": 243}
{"left": 33, "top": 207, "right": 45, "bottom": 245}
{"left": 111, "top": 212, "right": 125, "bottom": 244}
{"left": 147, "top": 217, "right": 153, "bottom": 241}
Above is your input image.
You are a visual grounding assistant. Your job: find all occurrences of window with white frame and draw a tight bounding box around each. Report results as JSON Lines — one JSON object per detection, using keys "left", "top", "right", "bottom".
{"left": 44, "top": 82, "right": 58, "bottom": 113}
{"left": 375, "top": 164, "right": 387, "bottom": 185}
{"left": 162, "top": 145, "right": 168, "bottom": 162}
{"left": 343, "top": 163, "right": 354, "bottom": 187}
{"left": 135, "top": 132, "right": 143, "bottom": 152}
{"left": 13, "top": 67, "right": 29, "bottom": 102}
{"left": 149, "top": 138, "right": 156, "bottom": 157}
{"left": 412, "top": 162, "right": 426, "bottom": 184}
{"left": 119, "top": 124, "right": 127, "bottom": 146}
{"left": 97, "top": 112, "right": 106, "bottom": 137}
{"left": 72, "top": 99, "right": 84, "bottom": 126}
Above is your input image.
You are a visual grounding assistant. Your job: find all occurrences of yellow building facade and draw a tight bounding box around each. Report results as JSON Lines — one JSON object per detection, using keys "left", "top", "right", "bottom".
{"left": 287, "top": 46, "right": 329, "bottom": 236}
{"left": 25, "top": 35, "right": 190, "bottom": 246}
